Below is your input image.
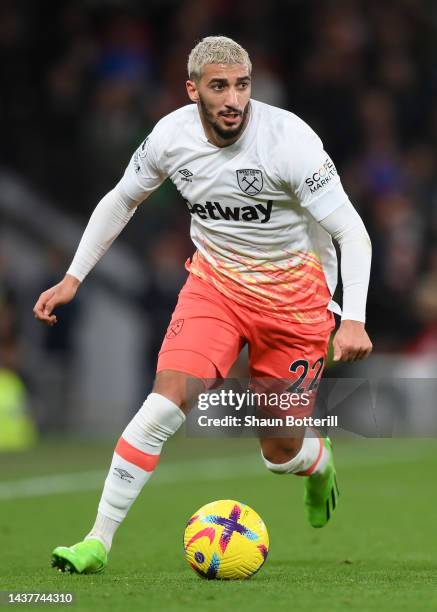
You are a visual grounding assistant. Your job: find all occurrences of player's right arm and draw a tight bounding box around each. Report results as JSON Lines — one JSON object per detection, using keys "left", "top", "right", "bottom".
{"left": 33, "top": 273, "right": 81, "bottom": 326}
{"left": 33, "top": 131, "right": 167, "bottom": 326}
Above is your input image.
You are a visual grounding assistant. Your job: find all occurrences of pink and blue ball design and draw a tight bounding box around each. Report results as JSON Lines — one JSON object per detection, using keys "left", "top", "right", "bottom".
{"left": 185, "top": 503, "right": 268, "bottom": 579}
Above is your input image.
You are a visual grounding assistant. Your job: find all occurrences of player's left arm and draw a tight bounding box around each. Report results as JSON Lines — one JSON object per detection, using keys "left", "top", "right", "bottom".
{"left": 284, "top": 125, "right": 372, "bottom": 362}
{"left": 317, "top": 201, "right": 373, "bottom": 362}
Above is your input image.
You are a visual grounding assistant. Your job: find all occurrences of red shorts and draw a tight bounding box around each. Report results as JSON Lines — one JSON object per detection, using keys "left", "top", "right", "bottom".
{"left": 157, "top": 273, "right": 335, "bottom": 415}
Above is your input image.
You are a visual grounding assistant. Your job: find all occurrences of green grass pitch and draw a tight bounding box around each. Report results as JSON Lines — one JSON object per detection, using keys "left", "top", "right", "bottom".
{"left": 1, "top": 435, "right": 437, "bottom": 611}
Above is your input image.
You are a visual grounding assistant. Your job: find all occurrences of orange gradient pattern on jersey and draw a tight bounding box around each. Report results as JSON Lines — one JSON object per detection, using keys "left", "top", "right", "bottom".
{"left": 187, "top": 248, "right": 332, "bottom": 324}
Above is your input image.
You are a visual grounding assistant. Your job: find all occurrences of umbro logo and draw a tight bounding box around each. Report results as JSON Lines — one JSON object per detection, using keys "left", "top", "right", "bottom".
{"left": 114, "top": 467, "right": 135, "bottom": 482}
{"left": 179, "top": 169, "right": 193, "bottom": 182}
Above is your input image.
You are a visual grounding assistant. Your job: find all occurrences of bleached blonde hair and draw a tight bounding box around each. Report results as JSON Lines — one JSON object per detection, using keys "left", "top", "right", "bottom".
{"left": 187, "top": 36, "right": 252, "bottom": 81}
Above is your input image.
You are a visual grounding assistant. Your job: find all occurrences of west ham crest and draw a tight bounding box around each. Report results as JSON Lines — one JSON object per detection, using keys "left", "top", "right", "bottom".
{"left": 236, "top": 169, "right": 263, "bottom": 196}
{"left": 166, "top": 319, "right": 184, "bottom": 339}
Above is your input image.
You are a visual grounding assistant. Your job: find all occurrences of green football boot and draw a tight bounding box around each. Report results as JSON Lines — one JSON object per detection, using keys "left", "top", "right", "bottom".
{"left": 304, "top": 437, "right": 340, "bottom": 528}
{"left": 51, "top": 538, "right": 107, "bottom": 574}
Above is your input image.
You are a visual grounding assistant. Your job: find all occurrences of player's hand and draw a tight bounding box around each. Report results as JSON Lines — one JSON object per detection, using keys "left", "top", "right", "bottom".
{"left": 33, "top": 274, "right": 81, "bottom": 326}
{"left": 333, "top": 320, "right": 373, "bottom": 362}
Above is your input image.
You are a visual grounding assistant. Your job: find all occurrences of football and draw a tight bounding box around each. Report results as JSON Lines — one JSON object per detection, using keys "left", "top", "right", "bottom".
{"left": 183, "top": 499, "right": 269, "bottom": 579}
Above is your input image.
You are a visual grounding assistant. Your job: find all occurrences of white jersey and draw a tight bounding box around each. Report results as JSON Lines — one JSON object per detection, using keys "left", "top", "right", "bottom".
{"left": 118, "top": 99, "right": 349, "bottom": 324}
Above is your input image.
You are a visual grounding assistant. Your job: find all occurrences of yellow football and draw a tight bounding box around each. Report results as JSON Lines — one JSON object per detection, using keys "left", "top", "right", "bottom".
{"left": 183, "top": 499, "right": 269, "bottom": 579}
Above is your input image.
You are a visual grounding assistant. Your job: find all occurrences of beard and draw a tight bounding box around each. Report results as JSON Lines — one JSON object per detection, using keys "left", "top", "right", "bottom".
{"left": 199, "top": 96, "right": 250, "bottom": 141}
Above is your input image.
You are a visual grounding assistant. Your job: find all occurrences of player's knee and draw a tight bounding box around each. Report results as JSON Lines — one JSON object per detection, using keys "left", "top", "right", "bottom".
{"left": 123, "top": 392, "right": 186, "bottom": 449}
{"left": 261, "top": 438, "right": 303, "bottom": 470}
{"left": 152, "top": 370, "right": 204, "bottom": 414}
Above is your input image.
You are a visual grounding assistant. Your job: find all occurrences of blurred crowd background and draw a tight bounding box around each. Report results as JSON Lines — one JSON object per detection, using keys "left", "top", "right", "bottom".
{"left": 0, "top": 0, "right": 436, "bottom": 439}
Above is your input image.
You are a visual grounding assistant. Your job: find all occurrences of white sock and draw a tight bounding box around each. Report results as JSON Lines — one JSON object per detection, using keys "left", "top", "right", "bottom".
{"left": 85, "top": 512, "right": 119, "bottom": 552}
{"left": 262, "top": 432, "right": 329, "bottom": 476}
{"left": 85, "top": 392, "right": 185, "bottom": 551}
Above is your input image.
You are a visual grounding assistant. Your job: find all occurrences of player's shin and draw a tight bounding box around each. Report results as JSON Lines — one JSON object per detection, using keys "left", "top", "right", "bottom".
{"left": 261, "top": 431, "right": 328, "bottom": 476}
{"left": 85, "top": 392, "right": 185, "bottom": 551}
{"left": 261, "top": 431, "right": 339, "bottom": 528}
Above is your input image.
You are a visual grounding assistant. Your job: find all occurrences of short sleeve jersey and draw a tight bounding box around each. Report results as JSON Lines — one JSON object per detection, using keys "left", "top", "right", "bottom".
{"left": 118, "top": 99, "right": 348, "bottom": 324}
